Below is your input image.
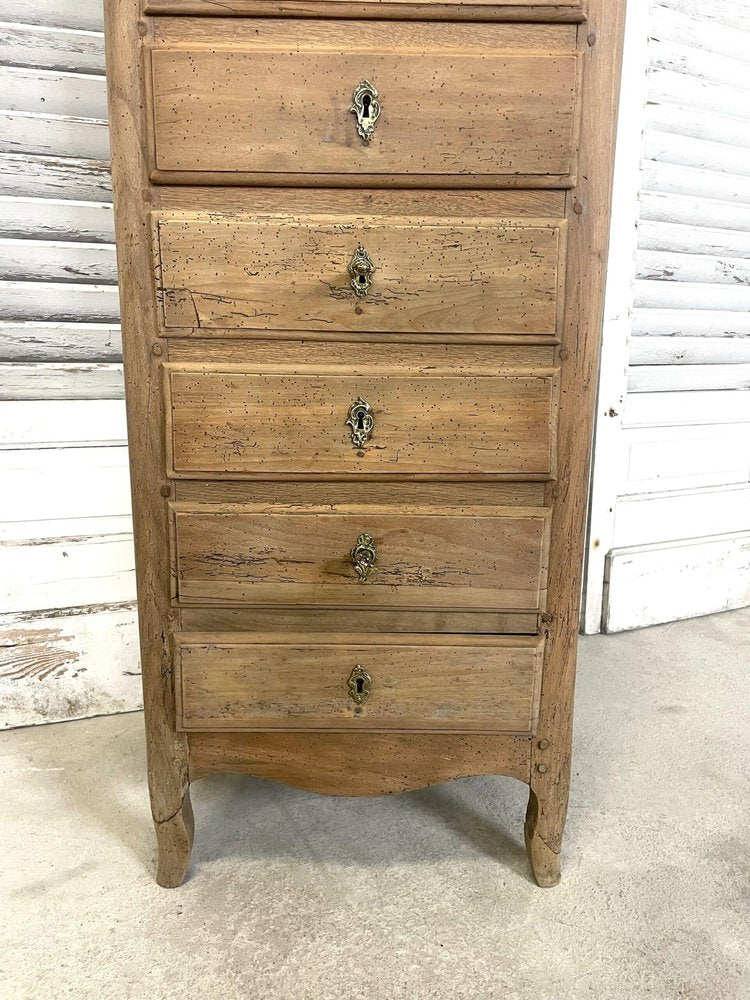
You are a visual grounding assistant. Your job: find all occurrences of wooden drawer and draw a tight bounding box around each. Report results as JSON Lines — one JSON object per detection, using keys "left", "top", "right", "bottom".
{"left": 174, "top": 633, "right": 545, "bottom": 733}
{"left": 154, "top": 210, "right": 566, "bottom": 337}
{"left": 147, "top": 20, "right": 581, "bottom": 187}
{"left": 171, "top": 503, "right": 551, "bottom": 612}
{"left": 164, "top": 365, "right": 558, "bottom": 479}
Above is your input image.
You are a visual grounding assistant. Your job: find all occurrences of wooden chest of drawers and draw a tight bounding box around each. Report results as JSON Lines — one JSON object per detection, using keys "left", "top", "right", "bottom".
{"left": 105, "top": 0, "right": 624, "bottom": 887}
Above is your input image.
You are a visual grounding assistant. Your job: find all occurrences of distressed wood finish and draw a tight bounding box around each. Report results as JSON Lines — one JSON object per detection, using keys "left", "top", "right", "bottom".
{"left": 175, "top": 633, "right": 544, "bottom": 733}
{"left": 105, "top": 0, "right": 624, "bottom": 887}
{"left": 171, "top": 504, "right": 551, "bottom": 611}
{"left": 144, "top": 0, "right": 585, "bottom": 22}
{"left": 155, "top": 211, "right": 566, "bottom": 336}
{"left": 165, "top": 367, "right": 558, "bottom": 478}
{"left": 147, "top": 20, "right": 580, "bottom": 187}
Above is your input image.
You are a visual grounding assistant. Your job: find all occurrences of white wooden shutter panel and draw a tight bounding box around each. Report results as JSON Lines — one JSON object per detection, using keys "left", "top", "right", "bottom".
{"left": 586, "top": 0, "right": 750, "bottom": 634}
{"left": 0, "top": 0, "right": 141, "bottom": 728}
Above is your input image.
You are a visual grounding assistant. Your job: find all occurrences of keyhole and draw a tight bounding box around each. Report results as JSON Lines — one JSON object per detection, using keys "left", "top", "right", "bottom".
{"left": 357, "top": 412, "right": 365, "bottom": 431}
{"left": 359, "top": 275, "right": 366, "bottom": 286}
{"left": 356, "top": 677, "right": 365, "bottom": 695}
{"left": 362, "top": 94, "right": 371, "bottom": 119}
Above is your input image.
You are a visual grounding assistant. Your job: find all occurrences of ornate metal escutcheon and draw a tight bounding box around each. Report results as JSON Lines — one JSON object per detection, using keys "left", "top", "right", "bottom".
{"left": 350, "top": 80, "right": 381, "bottom": 142}
{"left": 351, "top": 532, "right": 377, "bottom": 582}
{"left": 348, "top": 245, "right": 375, "bottom": 298}
{"left": 347, "top": 664, "right": 372, "bottom": 706}
{"left": 346, "top": 396, "right": 374, "bottom": 448}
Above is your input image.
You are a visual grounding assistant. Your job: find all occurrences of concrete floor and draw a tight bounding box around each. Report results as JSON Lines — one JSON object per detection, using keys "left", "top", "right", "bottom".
{"left": 2, "top": 609, "right": 749, "bottom": 1000}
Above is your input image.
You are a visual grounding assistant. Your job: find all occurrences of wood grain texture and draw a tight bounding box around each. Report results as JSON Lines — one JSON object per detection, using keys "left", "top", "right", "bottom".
{"left": 144, "top": 0, "right": 585, "bottom": 23}
{"left": 147, "top": 20, "right": 580, "bottom": 187}
{"left": 179, "top": 606, "right": 539, "bottom": 635}
{"left": 188, "top": 731, "right": 533, "bottom": 792}
{"left": 104, "top": 0, "right": 190, "bottom": 885}
{"left": 175, "top": 632, "right": 544, "bottom": 733}
{"left": 164, "top": 366, "right": 558, "bottom": 479}
{"left": 525, "top": 4, "right": 626, "bottom": 888}
{"left": 171, "top": 503, "right": 551, "bottom": 612}
{"left": 155, "top": 212, "right": 566, "bottom": 337}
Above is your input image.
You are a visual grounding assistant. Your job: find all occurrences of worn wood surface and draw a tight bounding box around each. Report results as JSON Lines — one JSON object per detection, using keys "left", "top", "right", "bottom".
{"left": 188, "top": 731, "right": 533, "bottom": 792}
{"left": 148, "top": 20, "right": 579, "bottom": 186}
{"left": 175, "top": 633, "right": 544, "bottom": 733}
{"left": 165, "top": 367, "right": 558, "bottom": 478}
{"left": 525, "top": 2, "right": 626, "bottom": 887}
{"left": 171, "top": 504, "right": 550, "bottom": 611}
{"left": 144, "top": 0, "right": 585, "bottom": 22}
{"left": 155, "top": 212, "right": 565, "bottom": 337}
{"left": 104, "top": 0, "right": 190, "bottom": 885}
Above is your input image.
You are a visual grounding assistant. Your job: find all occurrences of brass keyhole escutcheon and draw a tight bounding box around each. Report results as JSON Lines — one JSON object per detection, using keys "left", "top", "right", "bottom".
{"left": 350, "top": 80, "right": 381, "bottom": 142}
{"left": 351, "top": 532, "right": 377, "bottom": 582}
{"left": 346, "top": 397, "right": 374, "bottom": 448}
{"left": 348, "top": 664, "right": 372, "bottom": 706}
{"left": 348, "top": 245, "right": 375, "bottom": 298}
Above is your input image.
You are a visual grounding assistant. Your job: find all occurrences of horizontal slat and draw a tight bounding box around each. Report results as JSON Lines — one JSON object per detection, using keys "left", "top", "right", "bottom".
{"left": 640, "top": 191, "right": 750, "bottom": 231}
{"left": 648, "top": 68, "right": 750, "bottom": 123}
{"left": 654, "top": 0, "right": 750, "bottom": 34}
{"left": 650, "top": 6, "right": 750, "bottom": 65}
{"left": 641, "top": 161, "right": 750, "bottom": 205}
{"left": 0, "top": 196, "right": 114, "bottom": 241}
{"left": 0, "top": 239, "right": 117, "bottom": 283}
{"left": 0, "top": 21, "right": 105, "bottom": 73}
{"left": 644, "top": 129, "right": 750, "bottom": 178}
{"left": 0, "top": 603, "right": 140, "bottom": 730}
{"left": 603, "top": 532, "right": 750, "bottom": 633}
{"left": 645, "top": 103, "right": 750, "bottom": 152}
{"left": 0, "top": 321, "right": 121, "bottom": 361}
{"left": 619, "top": 424, "right": 750, "bottom": 494}
{"left": 636, "top": 248, "right": 750, "bottom": 286}
{"left": 0, "top": 65, "right": 107, "bottom": 118}
{"left": 630, "top": 336, "right": 750, "bottom": 365}
{"left": 0, "top": 445, "right": 131, "bottom": 521}
{"left": 634, "top": 279, "right": 750, "bottom": 312}
{"left": 0, "top": 532, "right": 135, "bottom": 613}
{"left": 613, "top": 483, "right": 750, "bottom": 548}
{"left": 638, "top": 220, "right": 750, "bottom": 258}
{"left": 0, "top": 0, "right": 105, "bottom": 33}
{"left": 650, "top": 38, "right": 750, "bottom": 91}
{"left": 0, "top": 361, "right": 124, "bottom": 399}
{"left": 0, "top": 280, "right": 120, "bottom": 321}
{"left": 628, "top": 364, "right": 750, "bottom": 392}
{"left": 0, "top": 399, "right": 127, "bottom": 448}
{"left": 0, "top": 110, "right": 109, "bottom": 160}
{"left": 625, "top": 389, "right": 750, "bottom": 427}
{"left": 0, "top": 513, "right": 132, "bottom": 543}
{"left": 0, "top": 153, "right": 111, "bottom": 201}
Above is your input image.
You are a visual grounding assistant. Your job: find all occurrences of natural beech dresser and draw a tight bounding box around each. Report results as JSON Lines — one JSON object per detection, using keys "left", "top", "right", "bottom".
{"left": 105, "top": 0, "right": 624, "bottom": 887}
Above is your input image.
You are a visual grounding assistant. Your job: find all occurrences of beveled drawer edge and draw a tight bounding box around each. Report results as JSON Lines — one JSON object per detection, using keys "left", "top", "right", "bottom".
{"left": 144, "top": 1, "right": 586, "bottom": 24}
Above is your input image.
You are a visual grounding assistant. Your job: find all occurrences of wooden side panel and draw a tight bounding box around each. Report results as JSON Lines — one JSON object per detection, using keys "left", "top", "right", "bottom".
{"left": 175, "top": 633, "right": 544, "bottom": 733}
{"left": 172, "top": 505, "right": 551, "bottom": 611}
{"left": 165, "top": 368, "right": 558, "bottom": 478}
{"left": 155, "top": 214, "right": 566, "bottom": 337}
{"left": 147, "top": 21, "right": 580, "bottom": 185}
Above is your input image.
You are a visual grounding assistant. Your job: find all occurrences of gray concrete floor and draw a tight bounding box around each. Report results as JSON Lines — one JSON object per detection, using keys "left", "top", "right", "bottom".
{"left": 2, "top": 609, "right": 749, "bottom": 1000}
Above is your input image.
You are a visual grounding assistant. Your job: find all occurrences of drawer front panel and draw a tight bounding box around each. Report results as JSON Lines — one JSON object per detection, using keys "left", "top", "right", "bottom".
{"left": 165, "top": 367, "right": 558, "bottom": 478}
{"left": 155, "top": 214, "right": 565, "bottom": 337}
{"left": 148, "top": 21, "right": 580, "bottom": 185}
{"left": 175, "top": 633, "right": 544, "bottom": 732}
{"left": 172, "top": 505, "right": 551, "bottom": 611}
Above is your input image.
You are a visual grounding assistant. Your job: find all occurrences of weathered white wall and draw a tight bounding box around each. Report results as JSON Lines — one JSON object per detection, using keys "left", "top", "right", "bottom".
{"left": 584, "top": 0, "right": 750, "bottom": 633}
{"left": 0, "top": 0, "right": 142, "bottom": 727}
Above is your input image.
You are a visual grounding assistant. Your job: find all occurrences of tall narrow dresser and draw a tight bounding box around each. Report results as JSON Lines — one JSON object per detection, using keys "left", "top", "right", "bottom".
{"left": 105, "top": 0, "right": 625, "bottom": 887}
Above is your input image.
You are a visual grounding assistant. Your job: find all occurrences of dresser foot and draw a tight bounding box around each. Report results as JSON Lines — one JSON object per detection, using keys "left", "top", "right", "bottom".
{"left": 154, "top": 789, "right": 194, "bottom": 888}
{"left": 524, "top": 787, "right": 562, "bottom": 887}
